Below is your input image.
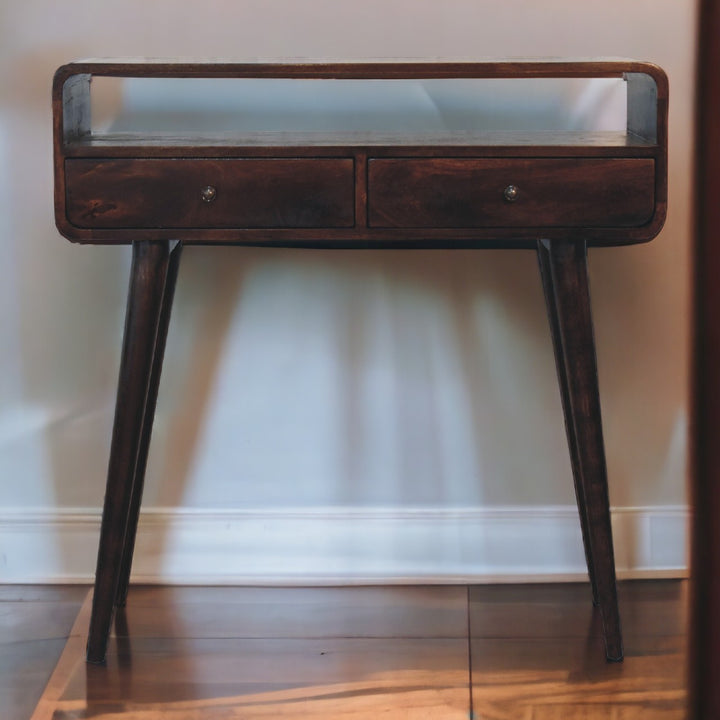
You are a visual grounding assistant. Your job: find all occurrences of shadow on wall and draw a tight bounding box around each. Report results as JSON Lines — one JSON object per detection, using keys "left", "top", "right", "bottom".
{"left": 0, "top": 52, "right": 686, "bottom": 579}
{"left": 14, "top": 199, "right": 682, "bottom": 580}
{"left": 151, "top": 246, "right": 565, "bottom": 513}
{"left": 138, "top": 236, "right": 686, "bottom": 551}
{"left": 139, "top": 242, "right": 656, "bottom": 517}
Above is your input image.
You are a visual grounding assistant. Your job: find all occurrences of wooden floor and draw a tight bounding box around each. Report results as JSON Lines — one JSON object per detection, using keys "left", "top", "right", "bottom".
{"left": 0, "top": 585, "right": 88, "bottom": 720}
{"left": 1, "top": 581, "right": 686, "bottom": 719}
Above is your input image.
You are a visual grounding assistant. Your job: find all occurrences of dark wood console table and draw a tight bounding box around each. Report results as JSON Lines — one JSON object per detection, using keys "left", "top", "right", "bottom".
{"left": 52, "top": 59, "right": 668, "bottom": 664}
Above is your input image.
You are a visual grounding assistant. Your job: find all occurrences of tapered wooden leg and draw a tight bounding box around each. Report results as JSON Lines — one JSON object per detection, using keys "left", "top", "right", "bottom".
{"left": 87, "top": 241, "right": 172, "bottom": 664}
{"left": 537, "top": 244, "right": 599, "bottom": 607}
{"left": 536, "top": 238, "right": 623, "bottom": 662}
{"left": 115, "top": 241, "right": 182, "bottom": 608}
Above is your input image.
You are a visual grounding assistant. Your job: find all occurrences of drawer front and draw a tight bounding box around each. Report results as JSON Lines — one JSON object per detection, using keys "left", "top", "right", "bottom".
{"left": 66, "top": 158, "right": 355, "bottom": 229}
{"left": 368, "top": 158, "right": 655, "bottom": 228}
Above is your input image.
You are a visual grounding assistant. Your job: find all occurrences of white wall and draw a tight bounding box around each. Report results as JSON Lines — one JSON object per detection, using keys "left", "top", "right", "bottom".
{"left": 0, "top": 1, "right": 695, "bottom": 582}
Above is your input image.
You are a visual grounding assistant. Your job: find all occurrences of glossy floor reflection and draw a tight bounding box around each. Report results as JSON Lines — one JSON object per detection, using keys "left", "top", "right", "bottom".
{"left": 470, "top": 584, "right": 687, "bottom": 719}
{"left": 28, "top": 582, "right": 687, "bottom": 719}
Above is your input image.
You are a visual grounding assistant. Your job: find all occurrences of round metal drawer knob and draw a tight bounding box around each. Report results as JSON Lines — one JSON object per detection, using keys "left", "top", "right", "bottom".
{"left": 503, "top": 184, "right": 519, "bottom": 202}
{"left": 201, "top": 185, "right": 217, "bottom": 203}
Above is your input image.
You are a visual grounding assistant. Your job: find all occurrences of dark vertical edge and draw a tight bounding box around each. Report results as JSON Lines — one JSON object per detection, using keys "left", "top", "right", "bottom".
{"left": 537, "top": 240, "right": 599, "bottom": 605}
{"left": 86, "top": 241, "right": 170, "bottom": 664}
{"left": 355, "top": 152, "right": 367, "bottom": 228}
{"left": 691, "top": 0, "right": 720, "bottom": 715}
{"left": 115, "top": 240, "right": 183, "bottom": 607}
{"left": 466, "top": 586, "right": 474, "bottom": 719}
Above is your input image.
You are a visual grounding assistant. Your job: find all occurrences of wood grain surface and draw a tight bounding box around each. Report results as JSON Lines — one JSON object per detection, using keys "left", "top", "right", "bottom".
{"left": 53, "top": 60, "right": 668, "bottom": 247}
{"left": 66, "top": 158, "right": 355, "bottom": 229}
{"left": 369, "top": 158, "right": 655, "bottom": 229}
{"left": 0, "top": 586, "right": 88, "bottom": 720}
{"left": 23, "top": 582, "right": 686, "bottom": 720}
{"left": 470, "top": 583, "right": 686, "bottom": 719}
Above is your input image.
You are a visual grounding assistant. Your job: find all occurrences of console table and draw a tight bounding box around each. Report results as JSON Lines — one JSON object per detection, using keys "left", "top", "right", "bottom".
{"left": 52, "top": 59, "right": 668, "bottom": 665}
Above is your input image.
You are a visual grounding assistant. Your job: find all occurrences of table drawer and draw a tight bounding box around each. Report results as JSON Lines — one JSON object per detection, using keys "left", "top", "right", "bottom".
{"left": 65, "top": 158, "right": 355, "bottom": 229}
{"left": 368, "top": 158, "right": 655, "bottom": 228}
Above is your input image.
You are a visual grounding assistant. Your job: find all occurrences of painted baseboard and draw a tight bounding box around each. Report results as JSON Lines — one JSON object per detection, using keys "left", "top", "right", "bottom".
{"left": 0, "top": 505, "right": 688, "bottom": 584}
